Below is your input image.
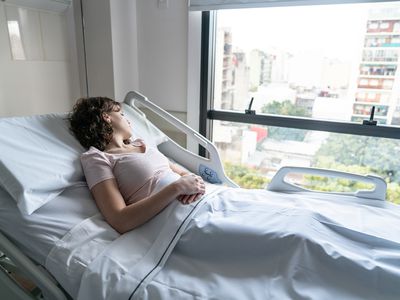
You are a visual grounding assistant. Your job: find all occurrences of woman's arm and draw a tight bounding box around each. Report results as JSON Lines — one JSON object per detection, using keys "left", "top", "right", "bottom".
{"left": 91, "top": 174, "right": 205, "bottom": 234}
{"left": 169, "top": 161, "right": 190, "bottom": 176}
{"left": 169, "top": 162, "right": 207, "bottom": 204}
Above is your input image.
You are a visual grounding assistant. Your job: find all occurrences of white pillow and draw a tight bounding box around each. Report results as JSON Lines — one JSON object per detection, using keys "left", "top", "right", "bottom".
{"left": 0, "top": 103, "right": 168, "bottom": 215}
{"left": 0, "top": 113, "right": 86, "bottom": 215}
{"left": 121, "top": 103, "right": 169, "bottom": 147}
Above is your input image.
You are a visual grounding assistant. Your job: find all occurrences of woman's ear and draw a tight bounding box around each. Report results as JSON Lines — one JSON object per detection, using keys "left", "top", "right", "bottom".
{"left": 102, "top": 113, "right": 111, "bottom": 123}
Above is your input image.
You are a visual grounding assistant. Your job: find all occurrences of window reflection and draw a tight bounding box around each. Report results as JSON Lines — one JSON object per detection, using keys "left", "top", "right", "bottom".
{"left": 7, "top": 20, "right": 26, "bottom": 60}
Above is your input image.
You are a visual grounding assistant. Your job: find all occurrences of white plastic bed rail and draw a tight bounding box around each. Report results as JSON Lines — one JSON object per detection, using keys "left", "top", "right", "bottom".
{"left": 0, "top": 230, "right": 68, "bottom": 300}
{"left": 124, "top": 90, "right": 239, "bottom": 188}
{"left": 267, "top": 166, "right": 387, "bottom": 201}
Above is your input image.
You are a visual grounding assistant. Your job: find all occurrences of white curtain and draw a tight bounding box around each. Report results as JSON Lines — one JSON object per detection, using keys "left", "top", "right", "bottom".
{"left": 188, "top": 0, "right": 398, "bottom": 11}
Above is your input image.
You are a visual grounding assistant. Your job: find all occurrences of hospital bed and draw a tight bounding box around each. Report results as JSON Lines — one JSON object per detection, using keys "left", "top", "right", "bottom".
{"left": 0, "top": 91, "right": 399, "bottom": 300}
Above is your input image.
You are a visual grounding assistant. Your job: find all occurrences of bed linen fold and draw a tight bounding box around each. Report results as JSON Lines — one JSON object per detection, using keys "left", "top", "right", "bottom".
{"left": 45, "top": 213, "right": 119, "bottom": 298}
{"left": 48, "top": 187, "right": 400, "bottom": 300}
{"left": 77, "top": 186, "right": 224, "bottom": 300}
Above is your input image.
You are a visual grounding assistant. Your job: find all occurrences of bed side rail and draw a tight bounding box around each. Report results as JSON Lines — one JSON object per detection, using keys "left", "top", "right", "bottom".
{"left": 124, "top": 90, "right": 238, "bottom": 187}
{"left": 267, "top": 166, "right": 387, "bottom": 201}
{"left": 0, "top": 231, "right": 68, "bottom": 300}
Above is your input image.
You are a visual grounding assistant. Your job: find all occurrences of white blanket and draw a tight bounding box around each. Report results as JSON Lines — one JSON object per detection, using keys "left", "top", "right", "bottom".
{"left": 47, "top": 188, "right": 400, "bottom": 300}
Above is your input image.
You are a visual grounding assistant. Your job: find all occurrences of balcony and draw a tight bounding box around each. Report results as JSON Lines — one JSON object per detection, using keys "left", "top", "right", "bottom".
{"left": 359, "top": 65, "right": 397, "bottom": 76}
{"left": 364, "top": 36, "right": 400, "bottom": 48}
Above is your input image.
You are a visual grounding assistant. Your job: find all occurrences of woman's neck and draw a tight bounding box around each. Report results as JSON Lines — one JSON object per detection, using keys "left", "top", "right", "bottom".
{"left": 105, "top": 137, "right": 128, "bottom": 151}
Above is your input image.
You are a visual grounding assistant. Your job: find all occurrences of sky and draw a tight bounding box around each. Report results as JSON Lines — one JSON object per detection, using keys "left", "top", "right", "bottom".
{"left": 217, "top": 2, "right": 398, "bottom": 62}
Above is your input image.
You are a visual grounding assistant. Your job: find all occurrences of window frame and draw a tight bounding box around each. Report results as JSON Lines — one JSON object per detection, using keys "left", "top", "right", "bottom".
{"left": 199, "top": 7, "right": 400, "bottom": 150}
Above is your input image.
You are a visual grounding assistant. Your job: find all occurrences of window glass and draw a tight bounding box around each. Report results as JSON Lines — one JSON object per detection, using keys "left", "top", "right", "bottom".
{"left": 369, "top": 79, "right": 379, "bottom": 86}
{"left": 381, "top": 93, "right": 390, "bottom": 102}
{"left": 383, "top": 79, "right": 393, "bottom": 88}
{"left": 212, "top": 120, "right": 400, "bottom": 204}
{"left": 210, "top": 2, "right": 400, "bottom": 203}
{"left": 367, "top": 92, "right": 376, "bottom": 100}
{"left": 380, "top": 22, "right": 390, "bottom": 29}
{"left": 358, "top": 92, "right": 366, "bottom": 99}
{"left": 394, "top": 22, "right": 400, "bottom": 32}
{"left": 368, "top": 21, "right": 379, "bottom": 29}
{"left": 214, "top": 2, "right": 400, "bottom": 125}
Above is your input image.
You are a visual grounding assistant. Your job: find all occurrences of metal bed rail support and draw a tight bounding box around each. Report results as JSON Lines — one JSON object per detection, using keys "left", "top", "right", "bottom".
{"left": 0, "top": 266, "right": 36, "bottom": 300}
{"left": 123, "top": 90, "right": 239, "bottom": 188}
{"left": 124, "top": 91, "right": 211, "bottom": 148}
{"left": 0, "top": 231, "right": 68, "bottom": 300}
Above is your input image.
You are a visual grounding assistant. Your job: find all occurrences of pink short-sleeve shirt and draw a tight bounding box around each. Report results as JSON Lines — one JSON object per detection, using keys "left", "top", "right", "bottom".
{"left": 80, "top": 139, "right": 174, "bottom": 204}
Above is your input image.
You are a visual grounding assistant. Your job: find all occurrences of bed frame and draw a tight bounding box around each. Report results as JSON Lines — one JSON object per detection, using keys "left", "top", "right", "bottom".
{"left": 0, "top": 90, "right": 387, "bottom": 299}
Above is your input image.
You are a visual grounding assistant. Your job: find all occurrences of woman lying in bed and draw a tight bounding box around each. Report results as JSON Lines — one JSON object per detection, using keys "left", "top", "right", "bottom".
{"left": 69, "top": 97, "right": 205, "bottom": 234}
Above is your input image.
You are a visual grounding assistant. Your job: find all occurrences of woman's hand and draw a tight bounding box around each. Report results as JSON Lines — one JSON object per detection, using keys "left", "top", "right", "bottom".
{"left": 177, "top": 193, "right": 204, "bottom": 205}
{"left": 173, "top": 174, "right": 205, "bottom": 204}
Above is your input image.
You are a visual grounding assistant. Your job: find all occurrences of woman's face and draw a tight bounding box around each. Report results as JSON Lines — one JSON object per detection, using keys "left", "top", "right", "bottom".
{"left": 106, "top": 106, "right": 132, "bottom": 139}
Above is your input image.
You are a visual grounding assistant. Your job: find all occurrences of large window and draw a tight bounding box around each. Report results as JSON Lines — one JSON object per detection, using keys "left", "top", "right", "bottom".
{"left": 201, "top": 1, "right": 400, "bottom": 204}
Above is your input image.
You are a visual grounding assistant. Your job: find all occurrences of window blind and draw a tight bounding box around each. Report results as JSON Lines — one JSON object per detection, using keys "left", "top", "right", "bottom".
{"left": 188, "top": 0, "right": 398, "bottom": 11}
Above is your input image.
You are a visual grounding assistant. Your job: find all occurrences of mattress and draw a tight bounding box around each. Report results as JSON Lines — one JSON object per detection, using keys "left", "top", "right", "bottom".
{"left": 0, "top": 184, "right": 99, "bottom": 266}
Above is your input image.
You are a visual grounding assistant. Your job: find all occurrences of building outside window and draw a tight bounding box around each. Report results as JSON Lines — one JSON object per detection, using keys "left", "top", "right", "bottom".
{"left": 203, "top": 1, "right": 400, "bottom": 203}
{"left": 367, "top": 92, "right": 376, "bottom": 101}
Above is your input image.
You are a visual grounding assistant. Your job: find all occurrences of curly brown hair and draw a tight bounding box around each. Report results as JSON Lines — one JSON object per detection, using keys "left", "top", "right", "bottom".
{"left": 69, "top": 97, "right": 121, "bottom": 151}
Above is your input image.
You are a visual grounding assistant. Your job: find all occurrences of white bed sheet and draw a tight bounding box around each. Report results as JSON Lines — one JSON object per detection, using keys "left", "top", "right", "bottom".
{"left": 0, "top": 184, "right": 99, "bottom": 266}
{"left": 47, "top": 187, "right": 400, "bottom": 300}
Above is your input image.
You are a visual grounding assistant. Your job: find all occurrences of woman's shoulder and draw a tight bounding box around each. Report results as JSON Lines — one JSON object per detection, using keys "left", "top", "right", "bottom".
{"left": 81, "top": 146, "right": 101, "bottom": 155}
{"left": 81, "top": 146, "right": 110, "bottom": 163}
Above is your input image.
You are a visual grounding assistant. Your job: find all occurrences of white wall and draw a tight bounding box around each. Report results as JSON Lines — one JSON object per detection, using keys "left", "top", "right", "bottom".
{"left": 81, "top": 0, "right": 139, "bottom": 101}
{"left": 79, "top": 0, "right": 197, "bottom": 145}
{"left": 0, "top": 2, "right": 82, "bottom": 117}
{"left": 81, "top": 0, "right": 114, "bottom": 98}
{"left": 110, "top": 0, "right": 139, "bottom": 101}
{"left": 136, "top": 0, "right": 188, "bottom": 113}
{"left": 80, "top": 0, "right": 191, "bottom": 112}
